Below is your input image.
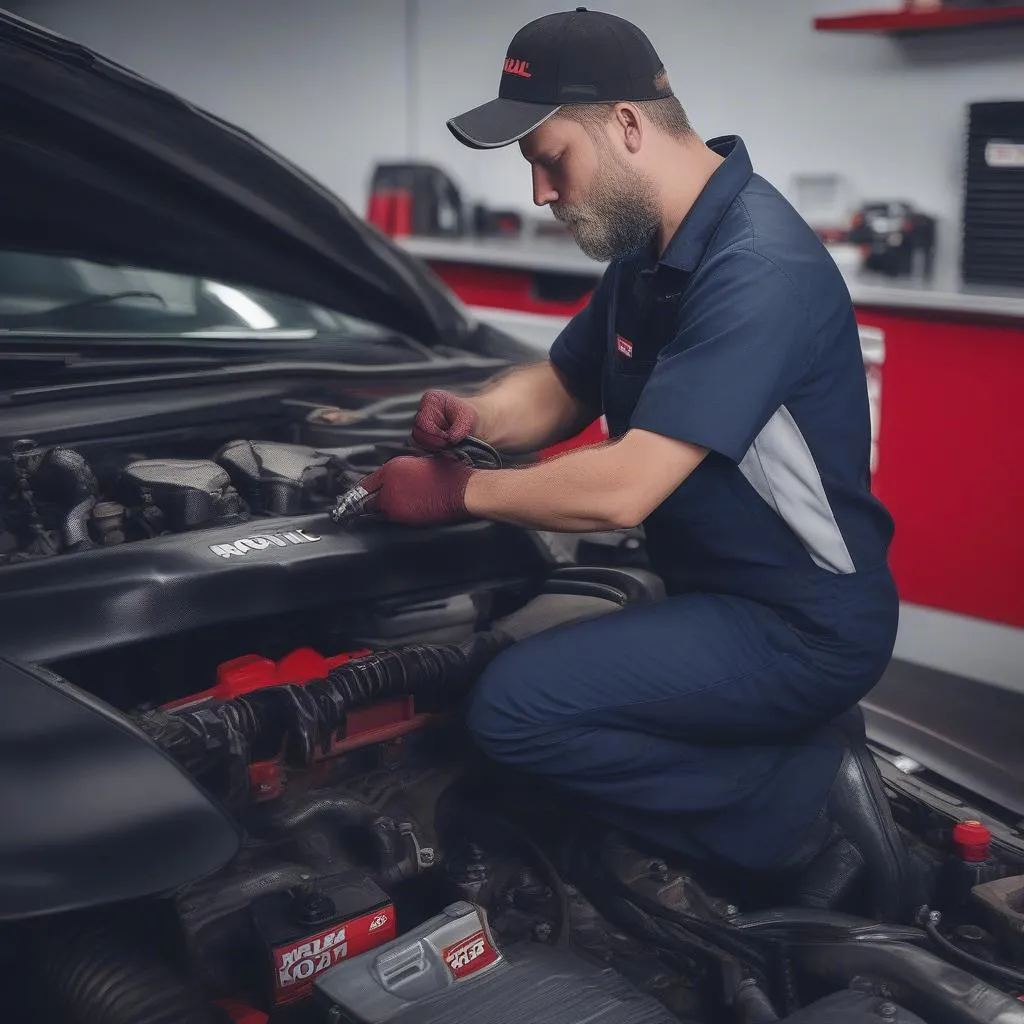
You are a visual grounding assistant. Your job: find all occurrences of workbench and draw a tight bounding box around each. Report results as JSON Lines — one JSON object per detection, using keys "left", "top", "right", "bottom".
{"left": 398, "top": 235, "right": 1024, "bottom": 689}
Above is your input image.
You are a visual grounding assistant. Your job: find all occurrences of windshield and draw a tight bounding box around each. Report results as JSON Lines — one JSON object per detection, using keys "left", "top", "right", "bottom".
{"left": 0, "top": 251, "right": 389, "bottom": 339}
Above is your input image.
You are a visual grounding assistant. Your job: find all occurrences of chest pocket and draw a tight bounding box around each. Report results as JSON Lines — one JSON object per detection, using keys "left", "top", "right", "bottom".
{"left": 602, "top": 263, "right": 684, "bottom": 437}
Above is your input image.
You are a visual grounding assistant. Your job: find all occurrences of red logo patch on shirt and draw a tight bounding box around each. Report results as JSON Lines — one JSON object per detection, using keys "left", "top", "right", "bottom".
{"left": 617, "top": 335, "right": 633, "bottom": 358}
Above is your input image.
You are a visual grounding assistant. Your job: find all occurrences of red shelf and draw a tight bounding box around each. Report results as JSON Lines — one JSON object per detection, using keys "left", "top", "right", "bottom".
{"left": 814, "top": 5, "right": 1024, "bottom": 33}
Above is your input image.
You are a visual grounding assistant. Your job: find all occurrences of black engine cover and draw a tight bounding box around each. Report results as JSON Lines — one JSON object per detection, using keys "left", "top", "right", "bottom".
{"left": 0, "top": 514, "right": 552, "bottom": 663}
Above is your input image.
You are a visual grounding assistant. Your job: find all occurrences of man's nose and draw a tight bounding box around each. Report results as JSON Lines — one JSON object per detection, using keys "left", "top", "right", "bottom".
{"left": 531, "top": 166, "right": 558, "bottom": 207}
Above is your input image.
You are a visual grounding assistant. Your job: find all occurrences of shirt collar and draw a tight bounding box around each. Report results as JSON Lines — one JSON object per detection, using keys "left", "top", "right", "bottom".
{"left": 657, "top": 135, "right": 754, "bottom": 273}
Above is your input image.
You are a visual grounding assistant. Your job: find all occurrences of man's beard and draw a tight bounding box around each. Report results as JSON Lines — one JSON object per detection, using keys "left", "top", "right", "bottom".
{"left": 552, "top": 148, "right": 660, "bottom": 262}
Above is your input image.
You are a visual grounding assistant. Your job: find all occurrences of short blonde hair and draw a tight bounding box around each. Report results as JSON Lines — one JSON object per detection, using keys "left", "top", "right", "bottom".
{"left": 558, "top": 97, "right": 695, "bottom": 139}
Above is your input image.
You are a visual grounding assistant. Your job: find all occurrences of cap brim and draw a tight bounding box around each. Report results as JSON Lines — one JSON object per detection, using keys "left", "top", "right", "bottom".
{"left": 447, "top": 98, "right": 561, "bottom": 150}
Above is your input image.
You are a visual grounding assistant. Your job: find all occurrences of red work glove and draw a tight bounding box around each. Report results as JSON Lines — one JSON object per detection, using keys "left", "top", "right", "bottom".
{"left": 362, "top": 455, "right": 474, "bottom": 525}
{"left": 411, "top": 390, "right": 477, "bottom": 451}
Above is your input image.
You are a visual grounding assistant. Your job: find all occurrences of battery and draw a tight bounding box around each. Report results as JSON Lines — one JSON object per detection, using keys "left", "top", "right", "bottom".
{"left": 314, "top": 900, "right": 675, "bottom": 1024}
{"left": 250, "top": 870, "right": 396, "bottom": 1007}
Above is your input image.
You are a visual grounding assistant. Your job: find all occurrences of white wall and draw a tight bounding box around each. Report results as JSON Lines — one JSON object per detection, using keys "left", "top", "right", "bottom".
{"left": 9, "top": 0, "right": 414, "bottom": 214}
{"left": 10, "top": 0, "right": 1022, "bottom": 264}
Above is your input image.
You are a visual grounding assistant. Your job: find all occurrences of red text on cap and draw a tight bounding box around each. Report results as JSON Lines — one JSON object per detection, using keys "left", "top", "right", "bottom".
{"left": 503, "top": 58, "right": 532, "bottom": 78}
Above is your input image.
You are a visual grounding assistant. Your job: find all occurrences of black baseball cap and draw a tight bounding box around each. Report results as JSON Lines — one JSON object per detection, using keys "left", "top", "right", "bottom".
{"left": 447, "top": 7, "right": 673, "bottom": 150}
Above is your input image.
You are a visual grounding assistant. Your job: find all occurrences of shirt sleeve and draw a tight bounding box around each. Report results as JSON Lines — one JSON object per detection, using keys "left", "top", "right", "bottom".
{"left": 630, "top": 251, "right": 814, "bottom": 463}
{"left": 548, "top": 265, "right": 615, "bottom": 411}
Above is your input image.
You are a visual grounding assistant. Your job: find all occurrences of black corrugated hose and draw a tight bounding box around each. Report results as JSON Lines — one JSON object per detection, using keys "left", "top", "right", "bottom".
{"left": 135, "top": 631, "right": 514, "bottom": 802}
{"left": 36, "top": 926, "right": 220, "bottom": 1024}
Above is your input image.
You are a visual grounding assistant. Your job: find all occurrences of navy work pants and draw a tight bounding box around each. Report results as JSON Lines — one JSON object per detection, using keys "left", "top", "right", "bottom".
{"left": 468, "top": 592, "right": 891, "bottom": 871}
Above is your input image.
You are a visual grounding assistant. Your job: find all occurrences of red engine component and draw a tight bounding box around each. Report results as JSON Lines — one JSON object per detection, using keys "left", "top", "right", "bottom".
{"left": 164, "top": 646, "right": 372, "bottom": 707}
{"left": 164, "top": 646, "right": 438, "bottom": 801}
{"left": 953, "top": 820, "right": 992, "bottom": 863}
{"left": 216, "top": 1000, "right": 268, "bottom": 1024}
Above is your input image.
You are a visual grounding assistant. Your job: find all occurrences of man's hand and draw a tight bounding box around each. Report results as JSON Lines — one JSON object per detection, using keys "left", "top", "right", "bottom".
{"left": 362, "top": 455, "right": 475, "bottom": 525}
{"left": 411, "top": 390, "right": 478, "bottom": 451}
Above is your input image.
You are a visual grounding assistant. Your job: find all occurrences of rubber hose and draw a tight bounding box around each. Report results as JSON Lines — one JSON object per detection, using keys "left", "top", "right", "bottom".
{"left": 470, "top": 809, "right": 572, "bottom": 949}
{"left": 733, "top": 978, "right": 781, "bottom": 1024}
{"left": 731, "top": 908, "right": 927, "bottom": 945}
{"left": 733, "top": 908, "right": 879, "bottom": 931}
{"left": 595, "top": 834, "right": 769, "bottom": 970}
{"left": 38, "top": 926, "right": 219, "bottom": 1024}
{"left": 776, "top": 949, "right": 800, "bottom": 1017}
{"left": 178, "top": 862, "right": 313, "bottom": 934}
{"left": 263, "top": 794, "right": 419, "bottom": 885}
{"left": 64, "top": 495, "right": 97, "bottom": 551}
{"left": 140, "top": 632, "right": 515, "bottom": 796}
{"left": 715, "top": 955, "right": 781, "bottom": 1023}
{"left": 606, "top": 890, "right": 739, "bottom": 973}
{"left": 244, "top": 631, "right": 514, "bottom": 765}
{"left": 36, "top": 447, "right": 100, "bottom": 551}
{"left": 575, "top": 833, "right": 770, "bottom": 978}
{"left": 924, "top": 917, "right": 1024, "bottom": 990}
{"left": 135, "top": 699, "right": 255, "bottom": 806}
{"left": 789, "top": 939, "right": 1024, "bottom": 1024}
{"left": 626, "top": 886, "right": 770, "bottom": 969}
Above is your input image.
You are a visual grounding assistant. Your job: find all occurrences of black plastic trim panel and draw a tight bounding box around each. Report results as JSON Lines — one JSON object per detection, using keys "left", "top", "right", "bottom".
{"left": 0, "top": 516, "right": 551, "bottom": 664}
{"left": 0, "top": 657, "right": 239, "bottom": 921}
{"left": 863, "top": 660, "right": 1024, "bottom": 819}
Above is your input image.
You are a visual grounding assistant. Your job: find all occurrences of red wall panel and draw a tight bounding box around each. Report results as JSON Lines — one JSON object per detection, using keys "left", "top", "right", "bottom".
{"left": 859, "top": 310, "right": 1023, "bottom": 628}
{"left": 430, "top": 262, "right": 590, "bottom": 318}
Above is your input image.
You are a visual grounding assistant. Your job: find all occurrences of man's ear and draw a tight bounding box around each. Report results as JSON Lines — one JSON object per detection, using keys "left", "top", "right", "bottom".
{"left": 612, "top": 103, "right": 644, "bottom": 154}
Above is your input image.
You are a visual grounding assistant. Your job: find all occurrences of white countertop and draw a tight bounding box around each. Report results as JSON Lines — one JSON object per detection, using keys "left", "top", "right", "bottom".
{"left": 398, "top": 235, "right": 1024, "bottom": 322}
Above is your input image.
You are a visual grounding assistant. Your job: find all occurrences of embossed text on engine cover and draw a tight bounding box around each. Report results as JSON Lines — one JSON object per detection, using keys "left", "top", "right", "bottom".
{"left": 209, "top": 529, "right": 322, "bottom": 559}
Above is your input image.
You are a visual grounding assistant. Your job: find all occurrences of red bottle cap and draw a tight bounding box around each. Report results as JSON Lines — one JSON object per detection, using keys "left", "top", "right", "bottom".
{"left": 952, "top": 820, "right": 991, "bottom": 862}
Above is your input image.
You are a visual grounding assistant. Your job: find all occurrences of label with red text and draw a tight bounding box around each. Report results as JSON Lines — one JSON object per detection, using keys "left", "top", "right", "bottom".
{"left": 441, "top": 928, "right": 500, "bottom": 980}
{"left": 272, "top": 905, "right": 396, "bottom": 1004}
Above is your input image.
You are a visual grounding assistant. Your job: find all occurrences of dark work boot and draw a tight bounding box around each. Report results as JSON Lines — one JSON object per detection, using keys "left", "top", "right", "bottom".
{"left": 787, "top": 708, "right": 921, "bottom": 923}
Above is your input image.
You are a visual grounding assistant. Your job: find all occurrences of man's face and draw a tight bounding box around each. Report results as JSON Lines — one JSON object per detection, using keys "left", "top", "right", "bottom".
{"left": 519, "top": 113, "right": 660, "bottom": 262}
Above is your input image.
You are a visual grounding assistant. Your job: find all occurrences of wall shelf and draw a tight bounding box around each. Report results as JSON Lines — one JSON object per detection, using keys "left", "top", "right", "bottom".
{"left": 814, "top": 5, "right": 1024, "bottom": 34}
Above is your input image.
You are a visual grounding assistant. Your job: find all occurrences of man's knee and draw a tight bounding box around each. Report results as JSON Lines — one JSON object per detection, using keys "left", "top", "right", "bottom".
{"left": 467, "top": 644, "right": 548, "bottom": 764}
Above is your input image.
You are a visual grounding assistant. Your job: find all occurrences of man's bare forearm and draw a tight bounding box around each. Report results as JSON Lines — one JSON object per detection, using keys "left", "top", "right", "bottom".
{"left": 467, "top": 360, "right": 597, "bottom": 453}
{"left": 464, "top": 441, "right": 635, "bottom": 531}
{"left": 463, "top": 428, "right": 708, "bottom": 533}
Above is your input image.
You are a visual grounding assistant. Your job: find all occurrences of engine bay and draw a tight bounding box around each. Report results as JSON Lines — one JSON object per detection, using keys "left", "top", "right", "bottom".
{"left": 11, "top": 569, "right": 1024, "bottom": 1024}
{"left": 2, "top": 383, "right": 1024, "bottom": 1024}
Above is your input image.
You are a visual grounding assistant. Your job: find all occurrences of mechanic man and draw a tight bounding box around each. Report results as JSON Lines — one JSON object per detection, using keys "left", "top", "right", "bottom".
{"left": 360, "top": 9, "right": 899, "bottom": 872}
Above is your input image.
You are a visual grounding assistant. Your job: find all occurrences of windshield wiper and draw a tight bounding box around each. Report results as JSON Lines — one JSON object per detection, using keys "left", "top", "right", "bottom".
{"left": 0, "top": 291, "right": 169, "bottom": 329}
{"left": 39, "top": 290, "right": 168, "bottom": 314}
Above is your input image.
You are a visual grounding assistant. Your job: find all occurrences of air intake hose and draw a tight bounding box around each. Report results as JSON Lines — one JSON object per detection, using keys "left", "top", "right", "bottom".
{"left": 248, "top": 630, "right": 513, "bottom": 765}
{"left": 29, "top": 444, "right": 99, "bottom": 552}
{"left": 137, "top": 631, "right": 513, "bottom": 799}
{"left": 37, "top": 926, "right": 220, "bottom": 1024}
{"left": 789, "top": 939, "right": 1024, "bottom": 1024}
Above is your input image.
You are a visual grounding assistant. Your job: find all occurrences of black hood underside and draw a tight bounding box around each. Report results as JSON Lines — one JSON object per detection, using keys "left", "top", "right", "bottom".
{"left": 0, "top": 11, "right": 467, "bottom": 347}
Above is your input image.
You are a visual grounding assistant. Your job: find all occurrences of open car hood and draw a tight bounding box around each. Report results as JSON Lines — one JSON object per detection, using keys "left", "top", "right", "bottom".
{"left": 0, "top": 11, "right": 468, "bottom": 346}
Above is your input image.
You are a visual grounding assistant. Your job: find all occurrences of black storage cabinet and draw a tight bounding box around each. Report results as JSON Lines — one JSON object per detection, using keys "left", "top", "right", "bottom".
{"left": 962, "top": 101, "right": 1024, "bottom": 289}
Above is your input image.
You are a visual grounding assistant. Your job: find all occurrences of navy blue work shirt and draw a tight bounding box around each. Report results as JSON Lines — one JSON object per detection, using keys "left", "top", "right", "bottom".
{"left": 550, "top": 136, "right": 898, "bottom": 666}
